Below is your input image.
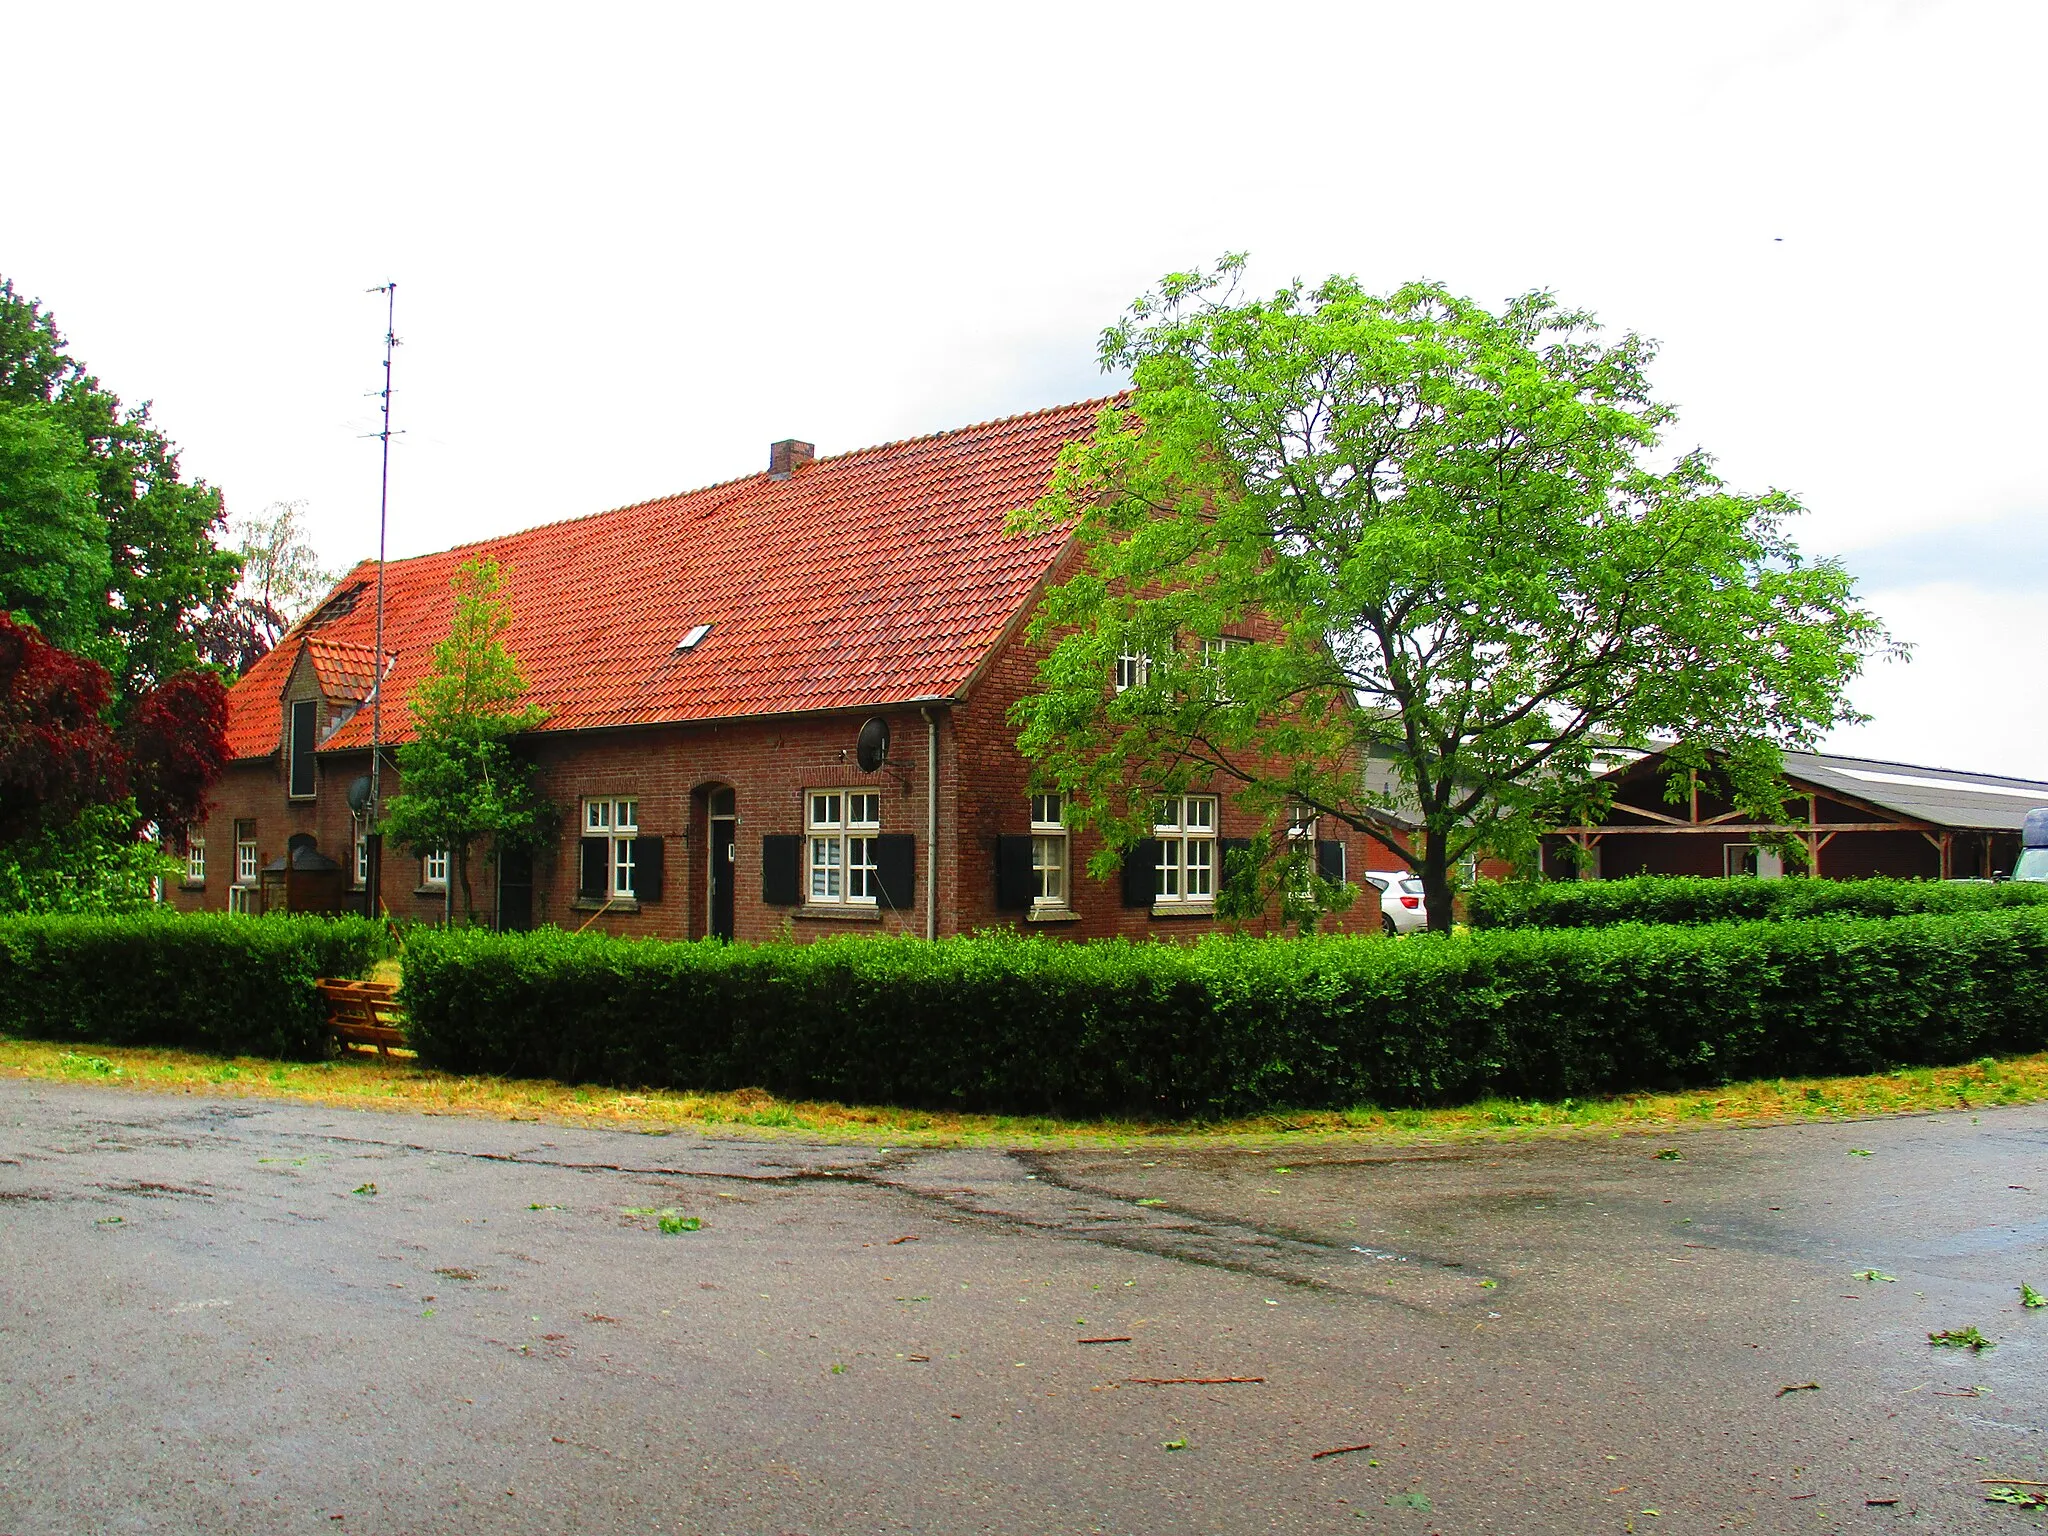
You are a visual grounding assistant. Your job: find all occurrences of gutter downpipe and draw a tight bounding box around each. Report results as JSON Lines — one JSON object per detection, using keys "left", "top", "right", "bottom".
{"left": 920, "top": 706, "right": 939, "bottom": 941}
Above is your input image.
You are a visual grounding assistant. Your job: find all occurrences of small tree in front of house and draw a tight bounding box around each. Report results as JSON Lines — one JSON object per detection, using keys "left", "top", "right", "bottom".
{"left": 381, "top": 558, "right": 553, "bottom": 923}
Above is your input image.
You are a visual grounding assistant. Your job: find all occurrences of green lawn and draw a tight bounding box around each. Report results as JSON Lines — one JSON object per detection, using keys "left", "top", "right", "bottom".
{"left": 5, "top": 1034, "right": 2044, "bottom": 1147}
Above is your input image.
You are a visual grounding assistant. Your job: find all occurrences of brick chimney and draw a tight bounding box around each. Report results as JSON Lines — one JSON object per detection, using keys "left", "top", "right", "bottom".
{"left": 768, "top": 439, "right": 815, "bottom": 479}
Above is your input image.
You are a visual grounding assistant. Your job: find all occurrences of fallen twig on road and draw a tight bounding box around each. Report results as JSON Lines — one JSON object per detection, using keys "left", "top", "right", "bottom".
{"left": 1077, "top": 1336, "right": 1132, "bottom": 1345}
{"left": 1125, "top": 1377, "right": 1264, "bottom": 1386}
{"left": 1310, "top": 1444, "right": 1372, "bottom": 1460}
{"left": 1776, "top": 1382, "right": 1819, "bottom": 1397}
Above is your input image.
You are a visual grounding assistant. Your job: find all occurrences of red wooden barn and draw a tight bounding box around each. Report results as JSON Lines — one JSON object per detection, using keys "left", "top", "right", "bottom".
{"left": 1542, "top": 747, "right": 2048, "bottom": 882}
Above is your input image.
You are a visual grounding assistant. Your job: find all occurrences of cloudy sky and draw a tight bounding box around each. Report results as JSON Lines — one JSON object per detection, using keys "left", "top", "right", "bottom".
{"left": 8, "top": 1, "right": 2042, "bottom": 773}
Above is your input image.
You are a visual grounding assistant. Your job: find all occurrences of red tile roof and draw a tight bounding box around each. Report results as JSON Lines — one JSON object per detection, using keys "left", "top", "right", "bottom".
{"left": 223, "top": 398, "right": 1112, "bottom": 761}
{"left": 303, "top": 637, "right": 386, "bottom": 705}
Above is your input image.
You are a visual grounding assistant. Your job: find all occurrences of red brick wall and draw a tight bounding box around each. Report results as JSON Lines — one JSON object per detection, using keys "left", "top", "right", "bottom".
{"left": 166, "top": 745, "right": 461, "bottom": 923}
{"left": 184, "top": 605, "right": 1455, "bottom": 941}
{"left": 520, "top": 712, "right": 937, "bottom": 943}
{"left": 947, "top": 595, "right": 1388, "bottom": 940}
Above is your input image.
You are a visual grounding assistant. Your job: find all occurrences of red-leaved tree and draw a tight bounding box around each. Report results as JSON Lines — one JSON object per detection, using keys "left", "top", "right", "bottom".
{"left": 124, "top": 669, "right": 229, "bottom": 839}
{"left": 0, "top": 614, "right": 228, "bottom": 846}
{"left": 0, "top": 614, "right": 122, "bottom": 843}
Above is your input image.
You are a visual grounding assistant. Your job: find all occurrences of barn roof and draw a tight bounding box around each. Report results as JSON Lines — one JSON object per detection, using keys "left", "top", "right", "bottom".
{"left": 224, "top": 398, "right": 1113, "bottom": 761}
{"left": 1779, "top": 749, "right": 2048, "bottom": 832}
{"left": 1591, "top": 746, "right": 2048, "bottom": 832}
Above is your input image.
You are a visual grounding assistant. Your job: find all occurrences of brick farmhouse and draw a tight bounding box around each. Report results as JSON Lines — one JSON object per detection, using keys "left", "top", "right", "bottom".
{"left": 171, "top": 401, "right": 1392, "bottom": 940}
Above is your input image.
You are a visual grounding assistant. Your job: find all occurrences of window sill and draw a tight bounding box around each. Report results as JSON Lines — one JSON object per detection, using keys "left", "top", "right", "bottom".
{"left": 795, "top": 904, "right": 884, "bottom": 923}
{"left": 415, "top": 886, "right": 450, "bottom": 899}
{"left": 180, "top": 881, "right": 205, "bottom": 892}
{"left": 572, "top": 897, "right": 641, "bottom": 913}
{"left": 1026, "top": 905, "right": 1083, "bottom": 924}
{"left": 1151, "top": 901, "right": 1216, "bottom": 919}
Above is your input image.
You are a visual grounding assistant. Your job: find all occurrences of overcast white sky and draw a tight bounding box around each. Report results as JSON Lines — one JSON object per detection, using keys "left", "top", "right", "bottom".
{"left": 7, "top": 1, "right": 2042, "bottom": 774}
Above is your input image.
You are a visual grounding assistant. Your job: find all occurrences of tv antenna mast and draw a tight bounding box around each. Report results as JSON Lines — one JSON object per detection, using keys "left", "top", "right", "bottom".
{"left": 365, "top": 281, "right": 399, "bottom": 909}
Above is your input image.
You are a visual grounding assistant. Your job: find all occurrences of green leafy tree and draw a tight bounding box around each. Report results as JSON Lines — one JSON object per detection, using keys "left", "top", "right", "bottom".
{"left": 0, "top": 803, "right": 179, "bottom": 915}
{"left": 381, "top": 558, "right": 553, "bottom": 922}
{"left": 0, "top": 277, "right": 239, "bottom": 707}
{"left": 0, "top": 404, "right": 108, "bottom": 656}
{"left": 1011, "top": 257, "right": 1899, "bottom": 931}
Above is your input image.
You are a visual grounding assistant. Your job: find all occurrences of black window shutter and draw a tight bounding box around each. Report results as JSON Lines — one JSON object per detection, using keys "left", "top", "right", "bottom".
{"left": 1317, "top": 839, "right": 1347, "bottom": 884}
{"left": 289, "top": 700, "right": 317, "bottom": 797}
{"left": 1220, "top": 837, "right": 1253, "bottom": 895}
{"left": 632, "top": 836, "right": 664, "bottom": 903}
{"left": 874, "top": 833, "right": 916, "bottom": 910}
{"left": 578, "top": 837, "right": 608, "bottom": 900}
{"left": 1121, "top": 839, "right": 1161, "bottom": 907}
{"left": 761, "top": 834, "right": 802, "bottom": 905}
{"left": 995, "top": 835, "right": 1036, "bottom": 910}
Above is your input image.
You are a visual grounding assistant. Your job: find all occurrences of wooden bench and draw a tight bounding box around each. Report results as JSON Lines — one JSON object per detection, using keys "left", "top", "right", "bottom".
{"left": 317, "top": 978, "right": 409, "bottom": 1057}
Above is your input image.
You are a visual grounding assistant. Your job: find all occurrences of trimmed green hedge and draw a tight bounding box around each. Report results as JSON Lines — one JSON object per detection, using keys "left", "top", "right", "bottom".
{"left": 0, "top": 912, "right": 389, "bottom": 1060}
{"left": 403, "top": 911, "right": 2048, "bottom": 1117}
{"left": 1466, "top": 875, "right": 2048, "bottom": 931}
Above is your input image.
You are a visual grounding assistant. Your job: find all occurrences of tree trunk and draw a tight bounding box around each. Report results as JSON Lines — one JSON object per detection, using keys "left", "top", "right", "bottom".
{"left": 457, "top": 847, "right": 474, "bottom": 925}
{"left": 1419, "top": 833, "right": 1456, "bottom": 935}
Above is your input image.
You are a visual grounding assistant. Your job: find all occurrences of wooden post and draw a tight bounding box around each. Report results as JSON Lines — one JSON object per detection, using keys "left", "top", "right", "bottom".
{"left": 1940, "top": 831, "right": 1954, "bottom": 880}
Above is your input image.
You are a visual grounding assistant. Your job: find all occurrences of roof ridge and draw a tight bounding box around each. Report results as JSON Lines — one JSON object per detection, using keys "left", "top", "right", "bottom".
{"left": 329, "top": 394, "right": 1127, "bottom": 580}
{"left": 801, "top": 391, "right": 1127, "bottom": 473}
{"left": 1791, "top": 749, "right": 2048, "bottom": 787}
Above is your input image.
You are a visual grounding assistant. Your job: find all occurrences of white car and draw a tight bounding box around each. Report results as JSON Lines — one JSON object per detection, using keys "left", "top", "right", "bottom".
{"left": 1362, "top": 871, "right": 1429, "bottom": 935}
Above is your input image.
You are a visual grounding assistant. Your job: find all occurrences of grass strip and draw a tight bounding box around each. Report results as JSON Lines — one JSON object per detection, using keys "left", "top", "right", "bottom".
{"left": 4, "top": 1035, "right": 2046, "bottom": 1147}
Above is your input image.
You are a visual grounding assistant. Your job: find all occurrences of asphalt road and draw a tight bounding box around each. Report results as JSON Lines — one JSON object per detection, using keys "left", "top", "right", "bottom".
{"left": 5, "top": 1082, "right": 2048, "bottom": 1535}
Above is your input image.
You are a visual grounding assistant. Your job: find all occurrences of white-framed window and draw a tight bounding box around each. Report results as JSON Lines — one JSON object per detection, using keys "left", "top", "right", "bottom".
{"left": 234, "top": 821, "right": 259, "bottom": 886}
{"left": 423, "top": 849, "right": 449, "bottom": 889}
{"left": 807, "top": 790, "right": 879, "bottom": 904}
{"left": 353, "top": 831, "right": 369, "bottom": 888}
{"left": 1199, "top": 636, "right": 1249, "bottom": 700}
{"left": 584, "top": 796, "right": 640, "bottom": 897}
{"left": 1153, "top": 795, "right": 1217, "bottom": 903}
{"left": 1030, "top": 793, "right": 1067, "bottom": 906}
{"left": 1286, "top": 803, "right": 1317, "bottom": 894}
{"left": 186, "top": 837, "right": 206, "bottom": 884}
{"left": 227, "top": 884, "right": 255, "bottom": 916}
{"left": 1114, "top": 646, "right": 1151, "bottom": 693}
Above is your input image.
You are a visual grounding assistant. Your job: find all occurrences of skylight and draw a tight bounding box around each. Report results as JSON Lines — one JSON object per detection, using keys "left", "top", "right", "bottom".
{"left": 675, "top": 623, "right": 713, "bottom": 652}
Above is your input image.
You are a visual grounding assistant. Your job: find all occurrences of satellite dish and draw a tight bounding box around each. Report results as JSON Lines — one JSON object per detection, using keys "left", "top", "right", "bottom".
{"left": 856, "top": 716, "right": 890, "bottom": 773}
{"left": 346, "top": 775, "right": 372, "bottom": 815}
